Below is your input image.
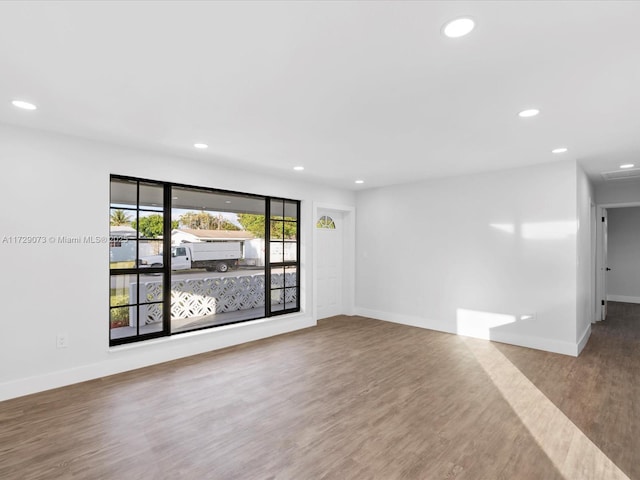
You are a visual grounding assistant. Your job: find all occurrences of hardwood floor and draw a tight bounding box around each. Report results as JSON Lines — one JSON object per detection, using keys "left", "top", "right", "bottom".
{"left": 1, "top": 303, "right": 638, "bottom": 479}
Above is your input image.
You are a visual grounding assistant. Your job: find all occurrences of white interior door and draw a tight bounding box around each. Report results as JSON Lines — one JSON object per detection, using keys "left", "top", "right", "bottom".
{"left": 316, "top": 209, "right": 344, "bottom": 319}
{"left": 597, "top": 208, "right": 609, "bottom": 321}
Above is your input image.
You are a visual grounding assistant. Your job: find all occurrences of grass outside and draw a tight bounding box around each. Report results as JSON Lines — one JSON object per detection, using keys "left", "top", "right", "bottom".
{"left": 109, "top": 263, "right": 134, "bottom": 328}
{"left": 110, "top": 261, "right": 136, "bottom": 269}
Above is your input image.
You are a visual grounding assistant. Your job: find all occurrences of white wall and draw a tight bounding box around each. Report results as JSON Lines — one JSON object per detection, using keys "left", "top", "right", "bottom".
{"left": 576, "top": 165, "right": 595, "bottom": 351}
{"left": 0, "top": 123, "right": 355, "bottom": 401}
{"left": 355, "top": 160, "right": 582, "bottom": 356}
{"left": 595, "top": 179, "right": 640, "bottom": 205}
{"left": 606, "top": 207, "right": 640, "bottom": 303}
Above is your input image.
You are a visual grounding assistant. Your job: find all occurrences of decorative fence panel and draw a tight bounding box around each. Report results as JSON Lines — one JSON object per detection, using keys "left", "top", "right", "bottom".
{"left": 131, "top": 272, "right": 295, "bottom": 325}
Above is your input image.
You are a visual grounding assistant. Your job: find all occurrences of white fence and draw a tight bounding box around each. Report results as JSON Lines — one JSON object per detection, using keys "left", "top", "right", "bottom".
{"left": 130, "top": 272, "right": 296, "bottom": 325}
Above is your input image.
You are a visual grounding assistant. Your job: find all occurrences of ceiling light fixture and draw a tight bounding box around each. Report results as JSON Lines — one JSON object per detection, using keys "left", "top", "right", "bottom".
{"left": 552, "top": 147, "right": 568, "bottom": 154}
{"left": 518, "top": 109, "right": 540, "bottom": 118}
{"left": 355, "top": 180, "right": 364, "bottom": 184}
{"left": 11, "top": 100, "right": 37, "bottom": 110}
{"left": 442, "top": 17, "right": 475, "bottom": 38}
{"left": 620, "top": 164, "right": 635, "bottom": 169}
{"left": 194, "top": 143, "right": 208, "bottom": 149}
{"left": 293, "top": 166, "right": 304, "bottom": 171}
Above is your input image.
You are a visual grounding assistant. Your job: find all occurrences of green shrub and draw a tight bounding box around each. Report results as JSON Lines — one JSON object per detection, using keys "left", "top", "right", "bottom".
{"left": 110, "top": 293, "right": 130, "bottom": 328}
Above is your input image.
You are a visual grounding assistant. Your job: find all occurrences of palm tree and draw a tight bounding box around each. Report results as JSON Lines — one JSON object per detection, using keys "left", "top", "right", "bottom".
{"left": 110, "top": 209, "right": 132, "bottom": 226}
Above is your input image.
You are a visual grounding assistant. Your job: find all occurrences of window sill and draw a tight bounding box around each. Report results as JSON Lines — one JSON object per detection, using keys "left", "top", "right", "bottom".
{"left": 108, "top": 310, "right": 306, "bottom": 353}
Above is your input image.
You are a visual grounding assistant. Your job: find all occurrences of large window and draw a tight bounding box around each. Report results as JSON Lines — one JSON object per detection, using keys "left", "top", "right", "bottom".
{"left": 109, "top": 178, "right": 167, "bottom": 344}
{"left": 109, "top": 175, "right": 300, "bottom": 346}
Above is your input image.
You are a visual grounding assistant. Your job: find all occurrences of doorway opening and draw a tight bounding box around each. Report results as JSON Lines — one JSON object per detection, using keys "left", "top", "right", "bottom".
{"left": 596, "top": 203, "right": 640, "bottom": 321}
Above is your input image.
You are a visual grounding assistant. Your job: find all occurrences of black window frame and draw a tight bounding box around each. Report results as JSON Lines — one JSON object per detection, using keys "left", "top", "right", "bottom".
{"left": 266, "top": 199, "right": 300, "bottom": 316}
{"left": 109, "top": 174, "right": 301, "bottom": 346}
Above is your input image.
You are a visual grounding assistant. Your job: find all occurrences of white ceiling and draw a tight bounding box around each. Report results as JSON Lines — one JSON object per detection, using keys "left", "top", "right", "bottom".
{"left": 1, "top": 0, "right": 640, "bottom": 189}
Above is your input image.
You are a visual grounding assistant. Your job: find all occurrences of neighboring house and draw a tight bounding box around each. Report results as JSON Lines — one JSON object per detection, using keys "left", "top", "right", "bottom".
{"left": 172, "top": 228, "right": 255, "bottom": 243}
{"left": 172, "top": 228, "right": 263, "bottom": 266}
{"left": 109, "top": 225, "right": 138, "bottom": 263}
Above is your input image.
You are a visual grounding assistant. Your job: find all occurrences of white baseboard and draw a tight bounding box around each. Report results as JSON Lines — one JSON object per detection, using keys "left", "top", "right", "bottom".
{"left": 576, "top": 323, "right": 592, "bottom": 355}
{"left": 354, "top": 307, "right": 582, "bottom": 357}
{"left": 607, "top": 295, "right": 640, "bottom": 304}
{"left": 354, "top": 307, "right": 457, "bottom": 335}
{"left": 0, "top": 314, "right": 315, "bottom": 402}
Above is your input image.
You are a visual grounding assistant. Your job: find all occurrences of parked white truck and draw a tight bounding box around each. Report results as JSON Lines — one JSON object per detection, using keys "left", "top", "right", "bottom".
{"left": 140, "top": 241, "right": 241, "bottom": 272}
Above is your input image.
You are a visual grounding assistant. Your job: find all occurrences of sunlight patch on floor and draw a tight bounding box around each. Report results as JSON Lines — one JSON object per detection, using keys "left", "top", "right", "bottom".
{"left": 456, "top": 308, "right": 516, "bottom": 339}
{"left": 463, "top": 338, "right": 629, "bottom": 480}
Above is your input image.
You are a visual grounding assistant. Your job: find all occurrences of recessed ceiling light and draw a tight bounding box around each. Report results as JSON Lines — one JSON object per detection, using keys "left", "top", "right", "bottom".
{"left": 172, "top": 196, "right": 178, "bottom": 200}
{"left": 355, "top": 180, "right": 364, "bottom": 184}
{"left": 225, "top": 200, "right": 232, "bottom": 204}
{"left": 293, "top": 166, "right": 304, "bottom": 171}
{"left": 518, "top": 109, "right": 540, "bottom": 118}
{"left": 620, "top": 164, "right": 635, "bottom": 169}
{"left": 11, "top": 100, "right": 37, "bottom": 110}
{"left": 194, "top": 143, "right": 208, "bottom": 149}
{"left": 552, "top": 147, "right": 568, "bottom": 154}
{"left": 442, "top": 17, "right": 475, "bottom": 38}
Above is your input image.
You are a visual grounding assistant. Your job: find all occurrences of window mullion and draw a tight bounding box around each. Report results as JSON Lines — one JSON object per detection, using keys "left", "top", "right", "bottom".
{"left": 265, "top": 197, "right": 271, "bottom": 317}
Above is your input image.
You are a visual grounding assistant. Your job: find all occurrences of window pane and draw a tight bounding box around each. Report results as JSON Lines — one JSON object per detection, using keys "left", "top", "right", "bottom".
{"left": 139, "top": 183, "right": 163, "bottom": 211}
{"left": 110, "top": 306, "right": 134, "bottom": 341}
{"left": 139, "top": 275, "right": 164, "bottom": 302}
{"left": 110, "top": 274, "right": 134, "bottom": 307}
{"left": 316, "top": 215, "right": 335, "bottom": 229}
{"left": 110, "top": 208, "right": 135, "bottom": 229}
{"left": 283, "top": 242, "right": 297, "bottom": 262}
{"left": 270, "top": 242, "right": 284, "bottom": 263}
{"left": 285, "top": 221, "right": 297, "bottom": 240}
{"left": 110, "top": 178, "right": 137, "bottom": 208}
{"left": 285, "top": 287, "right": 297, "bottom": 308}
{"left": 284, "top": 267, "right": 297, "bottom": 287}
{"left": 170, "top": 273, "right": 266, "bottom": 332}
{"left": 110, "top": 238, "right": 137, "bottom": 269}
{"left": 139, "top": 303, "right": 163, "bottom": 333}
{"left": 110, "top": 306, "right": 131, "bottom": 329}
{"left": 110, "top": 206, "right": 137, "bottom": 268}
{"left": 111, "top": 303, "right": 163, "bottom": 341}
{"left": 136, "top": 212, "right": 165, "bottom": 239}
{"left": 271, "top": 267, "right": 285, "bottom": 288}
{"left": 169, "top": 186, "right": 267, "bottom": 333}
{"left": 270, "top": 199, "right": 297, "bottom": 220}
{"left": 270, "top": 220, "right": 284, "bottom": 239}
{"left": 270, "top": 220, "right": 297, "bottom": 241}
{"left": 271, "top": 290, "right": 284, "bottom": 312}
{"left": 284, "top": 200, "right": 298, "bottom": 220}
{"left": 270, "top": 199, "right": 284, "bottom": 219}
{"left": 138, "top": 240, "right": 163, "bottom": 267}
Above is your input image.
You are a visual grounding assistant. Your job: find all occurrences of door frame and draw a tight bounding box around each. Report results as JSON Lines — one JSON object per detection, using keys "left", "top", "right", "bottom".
{"left": 595, "top": 201, "right": 640, "bottom": 321}
{"left": 312, "top": 202, "right": 356, "bottom": 321}
{"left": 590, "top": 202, "right": 597, "bottom": 323}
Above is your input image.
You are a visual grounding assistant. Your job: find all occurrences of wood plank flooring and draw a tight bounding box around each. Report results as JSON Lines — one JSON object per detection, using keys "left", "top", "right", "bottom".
{"left": 1, "top": 303, "right": 638, "bottom": 479}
